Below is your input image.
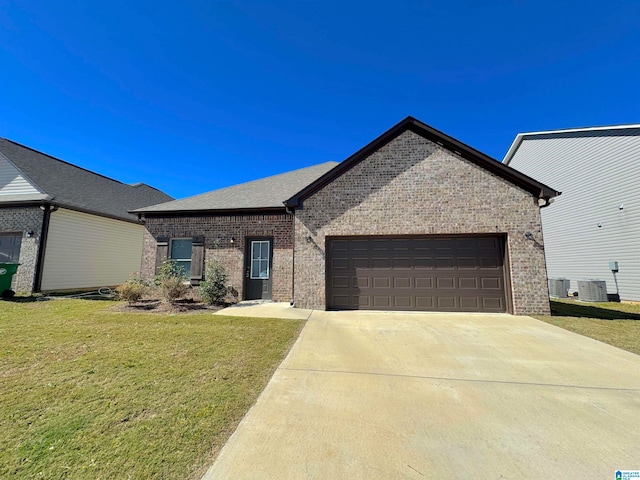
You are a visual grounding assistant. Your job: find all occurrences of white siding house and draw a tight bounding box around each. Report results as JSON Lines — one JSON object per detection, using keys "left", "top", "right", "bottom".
{"left": 0, "top": 137, "right": 173, "bottom": 293}
{"left": 503, "top": 125, "right": 640, "bottom": 301}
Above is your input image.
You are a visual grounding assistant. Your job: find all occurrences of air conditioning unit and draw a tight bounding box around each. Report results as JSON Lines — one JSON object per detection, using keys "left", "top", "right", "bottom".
{"left": 577, "top": 280, "right": 608, "bottom": 302}
{"left": 548, "top": 278, "right": 570, "bottom": 298}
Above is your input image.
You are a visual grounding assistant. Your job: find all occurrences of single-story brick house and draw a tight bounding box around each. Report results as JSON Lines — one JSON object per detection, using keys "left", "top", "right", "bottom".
{"left": 0, "top": 138, "right": 173, "bottom": 293}
{"left": 135, "top": 117, "right": 560, "bottom": 314}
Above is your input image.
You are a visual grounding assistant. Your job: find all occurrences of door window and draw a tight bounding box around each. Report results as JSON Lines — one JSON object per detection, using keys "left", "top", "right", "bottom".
{"left": 250, "top": 241, "right": 270, "bottom": 279}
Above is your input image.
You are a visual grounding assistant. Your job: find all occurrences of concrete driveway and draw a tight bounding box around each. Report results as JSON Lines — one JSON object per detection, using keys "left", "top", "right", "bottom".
{"left": 203, "top": 310, "right": 640, "bottom": 479}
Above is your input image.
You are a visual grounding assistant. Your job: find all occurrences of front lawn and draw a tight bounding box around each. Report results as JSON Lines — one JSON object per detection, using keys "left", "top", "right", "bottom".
{"left": 535, "top": 299, "right": 640, "bottom": 356}
{"left": 0, "top": 299, "right": 304, "bottom": 479}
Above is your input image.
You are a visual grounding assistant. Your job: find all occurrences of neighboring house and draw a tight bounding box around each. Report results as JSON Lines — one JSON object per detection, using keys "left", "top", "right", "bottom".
{"left": 135, "top": 117, "right": 559, "bottom": 314}
{"left": 504, "top": 124, "right": 640, "bottom": 301}
{"left": 0, "top": 138, "right": 173, "bottom": 293}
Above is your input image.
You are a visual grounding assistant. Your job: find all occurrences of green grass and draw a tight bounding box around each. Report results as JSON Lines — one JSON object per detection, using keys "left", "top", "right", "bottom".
{"left": 535, "top": 299, "right": 640, "bottom": 356}
{"left": 0, "top": 299, "right": 304, "bottom": 479}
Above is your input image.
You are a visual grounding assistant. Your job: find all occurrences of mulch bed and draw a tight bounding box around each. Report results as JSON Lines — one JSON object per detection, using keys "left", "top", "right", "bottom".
{"left": 110, "top": 298, "right": 233, "bottom": 314}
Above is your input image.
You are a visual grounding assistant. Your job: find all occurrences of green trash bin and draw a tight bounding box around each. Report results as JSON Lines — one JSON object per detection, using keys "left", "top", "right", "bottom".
{"left": 0, "top": 263, "right": 20, "bottom": 298}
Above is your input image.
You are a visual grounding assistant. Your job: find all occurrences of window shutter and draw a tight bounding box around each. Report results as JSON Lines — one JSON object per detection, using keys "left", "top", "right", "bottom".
{"left": 155, "top": 236, "right": 169, "bottom": 274}
{"left": 190, "top": 236, "right": 205, "bottom": 282}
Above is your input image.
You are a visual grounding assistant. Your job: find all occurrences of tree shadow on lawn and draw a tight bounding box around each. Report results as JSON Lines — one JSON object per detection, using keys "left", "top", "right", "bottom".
{"left": 551, "top": 300, "right": 640, "bottom": 320}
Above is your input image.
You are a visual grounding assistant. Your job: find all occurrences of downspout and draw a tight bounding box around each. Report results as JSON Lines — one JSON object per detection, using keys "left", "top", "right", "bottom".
{"left": 285, "top": 205, "right": 295, "bottom": 306}
{"left": 33, "top": 203, "right": 58, "bottom": 292}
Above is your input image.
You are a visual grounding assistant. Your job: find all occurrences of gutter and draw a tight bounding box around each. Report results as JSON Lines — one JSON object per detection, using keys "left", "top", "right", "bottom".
{"left": 33, "top": 203, "right": 58, "bottom": 292}
{"left": 285, "top": 205, "right": 296, "bottom": 306}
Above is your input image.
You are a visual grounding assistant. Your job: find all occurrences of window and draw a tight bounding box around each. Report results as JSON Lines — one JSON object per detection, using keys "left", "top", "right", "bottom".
{"left": 170, "top": 238, "right": 192, "bottom": 277}
{"left": 0, "top": 233, "right": 22, "bottom": 263}
{"left": 250, "top": 240, "right": 270, "bottom": 279}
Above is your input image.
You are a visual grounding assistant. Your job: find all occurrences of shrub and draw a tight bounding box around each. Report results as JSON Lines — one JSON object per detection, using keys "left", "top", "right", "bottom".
{"left": 117, "top": 274, "right": 150, "bottom": 303}
{"left": 155, "top": 260, "right": 189, "bottom": 302}
{"left": 199, "top": 258, "right": 228, "bottom": 305}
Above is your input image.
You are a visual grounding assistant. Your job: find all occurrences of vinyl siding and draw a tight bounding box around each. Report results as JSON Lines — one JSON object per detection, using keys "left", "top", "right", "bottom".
{"left": 0, "top": 154, "right": 40, "bottom": 196}
{"left": 41, "top": 208, "right": 144, "bottom": 290}
{"left": 506, "top": 129, "right": 640, "bottom": 300}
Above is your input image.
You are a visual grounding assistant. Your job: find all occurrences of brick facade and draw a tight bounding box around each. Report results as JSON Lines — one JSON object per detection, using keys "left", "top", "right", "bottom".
{"left": 141, "top": 213, "right": 294, "bottom": 302}
{"left": 0, "top": 206, "right": 44, "bottom": 293}
{"left": 293, "top": 130, "right": 551, "bottom": 315}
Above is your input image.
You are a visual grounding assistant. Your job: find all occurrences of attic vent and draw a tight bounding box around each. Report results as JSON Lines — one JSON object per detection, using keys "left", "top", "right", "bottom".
{"left": 577, "top": 280, "right": 608, "bottom": 302}
{"left": 548, "top": 278, "right": 570, "bottom": 298}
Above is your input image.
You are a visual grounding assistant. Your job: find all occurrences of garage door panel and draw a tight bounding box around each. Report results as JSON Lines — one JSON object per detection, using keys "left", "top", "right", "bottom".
{"left": 392, "top": 257, "right": 412, "bottom": 269}
{"left": 457, "top": 257, "right": 477, "bottom": 269}
{"left": 332, "top": 258, "right": 349, "bottom": 269}
{"left": 352, "top": 257, "right": 369, "bottom": 268}
{"left": 394, "top": 296, "right": 413, "bottom": 308}
{"left": 414, "top": 257, "right": 434, "bottom": 269}
{"left": 332, "top": 276, "right": 349, "bottom": 288}
{"left": 373, "top": 296, "right": 391, "bottom": 307}
{"left": 437, "top": 297, "right": 456, "bottom": 308}
{"left": 460, "top": 297, "right": 479, "bottom": 309}
{"left": 459, "top": 278, "right": 478, "bottom": 289}
{"left": 483, "top": 297, "right": 504, "bottom": 310}
{"left": 393, "top": 277, "right": 411, "bottom": 288}
{"left": 481, "top": 277, "right": 502, "bottom": 289}
{"left": 326, "top": 236, "right": 507, "bottom": 312}
{"left": 415, "top": 277, "right": 434, "bottom": 289}
{"left": 373, "top": 277, "right": 390, "bottom": 288}
{"left": 435, "top": 257, "right": 455, "bottom": 269}
{"left": 436, "top": 277, "right": 455, "bottom": 289}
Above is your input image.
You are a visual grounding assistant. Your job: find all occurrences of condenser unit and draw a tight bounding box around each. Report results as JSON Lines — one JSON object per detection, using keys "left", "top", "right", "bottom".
{"left": 577, "top": 280, "right": 608, "bottom": 302}
{"left": 548, "top": 278, "right": 570, "bottom": 298}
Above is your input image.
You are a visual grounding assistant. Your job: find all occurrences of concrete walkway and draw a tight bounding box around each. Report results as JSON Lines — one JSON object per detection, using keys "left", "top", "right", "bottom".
{"left": 214, "top": 301, "right": 312, "bottom": 320}
{"left": 203, "top": 310, "right": 640, "bottom": 479}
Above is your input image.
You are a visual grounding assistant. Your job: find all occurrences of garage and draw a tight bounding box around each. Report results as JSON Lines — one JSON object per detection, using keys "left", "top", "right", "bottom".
{"left": 326, "top": 235, "right": 508, "bottom": 312}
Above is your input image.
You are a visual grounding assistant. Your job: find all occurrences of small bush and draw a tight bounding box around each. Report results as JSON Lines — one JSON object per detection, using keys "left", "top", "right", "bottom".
{"left": 117, "top": 274, "right": 150, "bottom": 303}
{"left": 155, "top": 260, "right": 189, "bottom": 302}
{"left": 199, "top": 259, "right": 228, "bottom": 305}
{"left": 155, "top": 260, "right": 187, "bottom": 283}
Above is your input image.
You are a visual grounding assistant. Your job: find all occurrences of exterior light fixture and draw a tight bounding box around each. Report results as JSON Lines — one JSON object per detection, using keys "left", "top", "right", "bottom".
{"left": 524, "top": 231, "right": 533, "bottom": 240}
{"left": 230, "top": 237, "right": 235, "bottom": 244}
{"left": 26, "top": 230, "right": 34, "bottom": 238}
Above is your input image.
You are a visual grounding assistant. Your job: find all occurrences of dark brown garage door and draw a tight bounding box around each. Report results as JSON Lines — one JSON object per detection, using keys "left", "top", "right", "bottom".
{"left": 326, "top": 235, "right": 508, "bottom": 312}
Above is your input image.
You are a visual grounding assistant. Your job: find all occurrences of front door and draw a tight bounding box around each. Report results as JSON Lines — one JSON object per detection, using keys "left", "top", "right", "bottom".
{"left": 244, "top": 238, "right": 273, "bottom": 300}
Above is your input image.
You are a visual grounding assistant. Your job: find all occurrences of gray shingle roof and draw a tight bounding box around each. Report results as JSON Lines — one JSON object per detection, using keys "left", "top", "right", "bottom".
{"left": 0, "top": 138, "right": 174, "bottom": 221}
{"left": 135, "top": 161, "right": 339, "bottom": 213}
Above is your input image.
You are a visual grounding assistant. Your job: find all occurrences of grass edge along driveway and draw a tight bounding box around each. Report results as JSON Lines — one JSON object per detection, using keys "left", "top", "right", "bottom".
{"left": 535, "top": 299, "right": 640, "bottom": 356}
{"left": 0, "top": 299, "right": 304, "bottom": 479}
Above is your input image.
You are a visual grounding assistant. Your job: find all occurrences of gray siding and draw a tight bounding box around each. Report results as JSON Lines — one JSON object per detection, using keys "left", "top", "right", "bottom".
{"left": 506, "top": 128, "right": 640, "bottom": 300}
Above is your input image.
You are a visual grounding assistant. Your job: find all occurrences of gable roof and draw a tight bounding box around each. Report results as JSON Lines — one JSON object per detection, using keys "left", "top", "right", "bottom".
{"left": 0, "top": 138, "right": 174, "bottom": 222}
{"left": 285, "top": 116, "right": 560, "bottom": 208}
{"left": 503, "top": 123, "right": 640, "bottom": 165}
{"left": 134, "top": 161, "right": 338, "bottom": 215}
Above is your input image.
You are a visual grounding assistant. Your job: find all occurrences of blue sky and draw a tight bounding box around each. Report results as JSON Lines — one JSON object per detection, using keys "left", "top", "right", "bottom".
{"left": 1, "top": 1, "right": 639, "bottom": 199}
